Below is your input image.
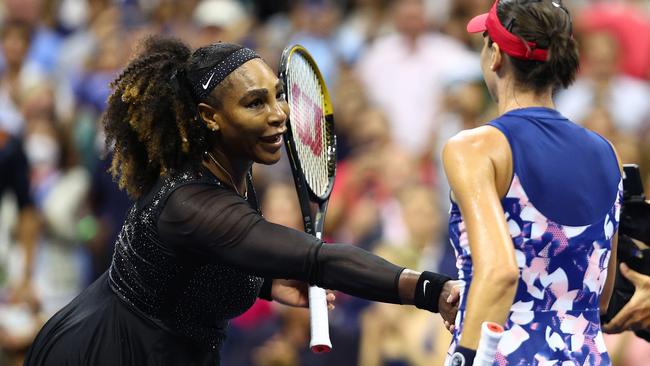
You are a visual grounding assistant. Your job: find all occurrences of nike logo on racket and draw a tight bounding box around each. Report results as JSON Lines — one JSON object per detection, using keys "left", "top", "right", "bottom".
{"left": 202, "top": 72, "right": 215, "bottom": 90}
{"left": 423, "top": 280, "right": 430, "bottom": 295}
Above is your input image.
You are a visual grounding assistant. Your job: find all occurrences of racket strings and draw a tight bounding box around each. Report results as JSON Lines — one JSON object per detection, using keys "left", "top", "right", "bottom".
{"left": 287, "top": 52, "right": 334, "bottom": 198}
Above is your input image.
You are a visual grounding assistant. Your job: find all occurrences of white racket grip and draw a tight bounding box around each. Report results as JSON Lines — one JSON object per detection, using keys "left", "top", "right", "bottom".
{"left": 475, "top": 322, "right": 504, "bottom": 365}
{"left": 308, "top": 285, "right": 332, "bottom": 353}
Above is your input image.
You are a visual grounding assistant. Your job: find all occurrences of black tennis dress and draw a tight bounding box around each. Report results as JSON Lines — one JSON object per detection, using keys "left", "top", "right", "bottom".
{"left": 24, "top": 165, "right": 405, "bottom": 366}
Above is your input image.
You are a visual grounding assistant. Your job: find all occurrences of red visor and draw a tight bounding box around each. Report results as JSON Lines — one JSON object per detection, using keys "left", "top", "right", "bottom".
{"left": 467, "top": 0, "right": 549, "bottom": 62}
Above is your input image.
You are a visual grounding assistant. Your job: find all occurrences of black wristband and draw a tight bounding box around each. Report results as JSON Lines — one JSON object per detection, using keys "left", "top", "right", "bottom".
{"left": 414, "top": 271, "right": 452, "bottom": 313}
{"left": 450, "top": 346, "right": 476, "bottom": 366}
{"left": 258, "top": 278, "right": 273, "bottom": 301}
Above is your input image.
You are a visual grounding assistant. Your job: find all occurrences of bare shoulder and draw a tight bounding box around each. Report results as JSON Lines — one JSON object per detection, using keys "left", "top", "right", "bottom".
{"left": 443, "top": 125, "right": 509, "bottom": 159}
{"left": 442, "top": 126, "right": 512, "bottom": 196}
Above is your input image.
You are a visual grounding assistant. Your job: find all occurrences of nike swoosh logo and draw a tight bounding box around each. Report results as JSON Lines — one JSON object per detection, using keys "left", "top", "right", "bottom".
{"left": 423, "top": 279, "right": 430, "bottom": 294}
{"left": 202, "top": 72, "right": 215, "bottom": 90}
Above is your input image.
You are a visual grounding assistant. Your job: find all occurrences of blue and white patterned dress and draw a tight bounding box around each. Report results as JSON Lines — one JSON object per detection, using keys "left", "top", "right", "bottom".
{"left": 446, "top": 108, "right": 622, "bottom": 365}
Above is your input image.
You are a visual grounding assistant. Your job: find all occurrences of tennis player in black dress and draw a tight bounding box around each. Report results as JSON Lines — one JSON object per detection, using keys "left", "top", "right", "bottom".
{"left": 24, "top": 37, "right": 458, "bottom": 366}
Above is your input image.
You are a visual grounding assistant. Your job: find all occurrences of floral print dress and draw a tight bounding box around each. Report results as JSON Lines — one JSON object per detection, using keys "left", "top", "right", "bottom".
{"left": 446, "top": 108, "right": 622, "bottom": 366}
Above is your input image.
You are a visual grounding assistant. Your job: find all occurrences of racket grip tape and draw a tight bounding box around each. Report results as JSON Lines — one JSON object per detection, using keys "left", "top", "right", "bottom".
{"left": 308, "top": 285, "right": 332, "bottom": 353}
{"left": 475, "top": 321, "right": 504, "bottom": 365}
{"left": 449, "top": 322, "right": 503, "bottom": 366}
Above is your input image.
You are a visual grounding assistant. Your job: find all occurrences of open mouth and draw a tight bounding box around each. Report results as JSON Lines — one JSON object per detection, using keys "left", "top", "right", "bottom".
{"left": 259, "top": 134, "right": 283, "bottom": 144}
{"left": 259, "top": 130, "right": 286, "bottom": 144}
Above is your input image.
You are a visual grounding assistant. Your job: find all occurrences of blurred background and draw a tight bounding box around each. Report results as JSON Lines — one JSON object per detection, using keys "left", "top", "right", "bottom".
{"left": 0, "top": 0, "right": 648, "bottom": 365}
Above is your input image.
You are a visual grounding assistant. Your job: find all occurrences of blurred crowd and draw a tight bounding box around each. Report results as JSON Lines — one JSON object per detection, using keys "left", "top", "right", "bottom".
{"left": 0, "top": 0, "right": 649, "bottom": 365}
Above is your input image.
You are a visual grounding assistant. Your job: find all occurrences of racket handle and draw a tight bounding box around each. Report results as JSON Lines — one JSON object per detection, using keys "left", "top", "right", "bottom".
{"left": 308, "top": 285, "right": 332, "bottom": 353}
{"left": 475, "top": 322, "right": 504, "bottom": 365}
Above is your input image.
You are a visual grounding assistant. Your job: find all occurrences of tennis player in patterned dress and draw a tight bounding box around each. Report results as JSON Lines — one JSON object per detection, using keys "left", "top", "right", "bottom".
{"left": 442, "top": 0, "right": 622, "bottom": 365}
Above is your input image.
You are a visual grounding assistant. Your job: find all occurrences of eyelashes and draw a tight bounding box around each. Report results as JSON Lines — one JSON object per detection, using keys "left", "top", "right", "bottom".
{"left": 246, "top": 92, "right": 285, "bottom": 109}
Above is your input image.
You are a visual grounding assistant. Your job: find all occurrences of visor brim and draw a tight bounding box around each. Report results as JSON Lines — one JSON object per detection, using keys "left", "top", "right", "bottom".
{"left": 466, "top": 13, "right": 488, "bottom": 33}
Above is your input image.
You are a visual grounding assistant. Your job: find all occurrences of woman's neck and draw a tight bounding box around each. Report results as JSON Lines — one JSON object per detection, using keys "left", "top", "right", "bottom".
{"left": 496, "top": 84, "right": 555, "bottom": 116}
{"left": 203, "top": 150, "right": 250, "bottom": 195}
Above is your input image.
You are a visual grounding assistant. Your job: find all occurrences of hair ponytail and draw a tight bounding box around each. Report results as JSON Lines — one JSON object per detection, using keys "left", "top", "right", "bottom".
{"left": 547, "top": 23, "right": 579, "bottom": 89}
{"left": 496, "top": 0, "right": 579, "bottom": 93}
{"left": 103, "top": 36, "right": 212, "bottom": 199}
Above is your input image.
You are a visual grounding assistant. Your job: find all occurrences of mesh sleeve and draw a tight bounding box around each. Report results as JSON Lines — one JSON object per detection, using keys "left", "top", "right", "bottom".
{"left": 158, "top": 184, "right": 403, "bottom": 303}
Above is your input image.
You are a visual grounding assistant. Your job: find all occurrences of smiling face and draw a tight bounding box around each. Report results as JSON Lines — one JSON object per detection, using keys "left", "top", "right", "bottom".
{"left": 199, "top": 58, "right": 289, "bottom": 165}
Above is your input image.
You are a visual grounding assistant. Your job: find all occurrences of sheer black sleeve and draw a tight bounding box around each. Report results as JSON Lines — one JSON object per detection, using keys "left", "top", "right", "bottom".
{"left": 158, "top": 184, "right": 404, "bottom": 304}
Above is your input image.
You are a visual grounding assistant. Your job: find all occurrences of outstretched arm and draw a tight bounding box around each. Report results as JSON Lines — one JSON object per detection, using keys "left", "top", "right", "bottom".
{"left": 158, "top": 184, "right": 456, "bottom": 314}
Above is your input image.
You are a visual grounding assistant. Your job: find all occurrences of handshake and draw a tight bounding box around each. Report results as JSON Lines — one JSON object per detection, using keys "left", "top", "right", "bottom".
{"left": 601, "top": 165, "right": 650, "bottom": 340}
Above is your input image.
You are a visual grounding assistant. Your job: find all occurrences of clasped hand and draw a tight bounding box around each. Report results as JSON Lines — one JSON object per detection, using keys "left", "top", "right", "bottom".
{"left": 271, "top": 278, "right": 463, "bottom": 334}
{"left": 440, "top": 280, "right": 463, "bottom": 333}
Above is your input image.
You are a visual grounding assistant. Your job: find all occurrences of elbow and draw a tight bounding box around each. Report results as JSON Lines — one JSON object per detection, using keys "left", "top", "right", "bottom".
{"left": 497, "top": 268, "right": 520, "bottom": 288}
{"left": 481, "top": 265, "right": 519, "bottom": 291}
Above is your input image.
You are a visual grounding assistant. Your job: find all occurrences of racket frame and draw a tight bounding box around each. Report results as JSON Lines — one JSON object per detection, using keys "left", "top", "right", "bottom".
{"left": 279, "top": 44, "right": 336, "bottom": 236}
{"left": 278, "top": 44, "right": 337, "bottom": 353}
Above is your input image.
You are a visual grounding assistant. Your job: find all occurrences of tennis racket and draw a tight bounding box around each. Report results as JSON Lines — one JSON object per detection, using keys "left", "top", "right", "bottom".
{"left": 278, "top": 44, "right": 337, "bottom": 353}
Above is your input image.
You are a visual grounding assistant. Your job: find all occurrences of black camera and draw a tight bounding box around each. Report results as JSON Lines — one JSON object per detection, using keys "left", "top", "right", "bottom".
{"left": 601, "top": 164, "right": 650, "bottom": 341}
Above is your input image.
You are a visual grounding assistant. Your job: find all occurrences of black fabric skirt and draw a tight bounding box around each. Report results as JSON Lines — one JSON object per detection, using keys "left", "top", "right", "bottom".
{"left": 24, "top": 272, "right": 220, "bottom": 366}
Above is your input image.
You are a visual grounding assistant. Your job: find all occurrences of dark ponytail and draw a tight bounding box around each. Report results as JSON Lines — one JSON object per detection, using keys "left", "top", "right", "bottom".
{"left": 494, "top": 0, "right": 579, "bottom": 93}
{"left": 103, "top": 36, "right": 213, "bottom": 199}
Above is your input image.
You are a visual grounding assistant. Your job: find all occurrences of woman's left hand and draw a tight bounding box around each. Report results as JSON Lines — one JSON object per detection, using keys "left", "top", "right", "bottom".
{"left": 271, "top": 279, "right": 336, "bottom": 310}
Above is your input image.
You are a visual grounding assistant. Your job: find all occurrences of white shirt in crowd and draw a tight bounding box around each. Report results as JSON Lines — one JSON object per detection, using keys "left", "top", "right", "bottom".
{"left": 357, "top": 33, "right": 478, "bottom": 155}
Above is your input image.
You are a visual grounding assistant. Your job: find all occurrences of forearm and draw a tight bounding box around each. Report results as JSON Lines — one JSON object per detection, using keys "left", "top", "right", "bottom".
{"left": 459, "top": 270, "right": 518, "bottom": 349}
{"left": 314, "top": 244, "right": 404, "bottom": 303}
{"left": 315, "top": 246, "right": 451, "bottom": 308}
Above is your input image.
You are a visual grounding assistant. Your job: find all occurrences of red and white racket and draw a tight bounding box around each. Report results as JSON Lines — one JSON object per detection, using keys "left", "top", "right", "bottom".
{"left": 278, "top": 44, "right": 337, "bottom": 353}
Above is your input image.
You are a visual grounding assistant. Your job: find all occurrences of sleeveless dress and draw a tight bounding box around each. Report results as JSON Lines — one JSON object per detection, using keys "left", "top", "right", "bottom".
{"left": 446, "top": 108, "right": 622, "bottom": 365}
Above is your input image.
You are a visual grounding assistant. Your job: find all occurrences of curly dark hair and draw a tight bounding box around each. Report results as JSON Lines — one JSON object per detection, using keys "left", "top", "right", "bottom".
{"left": 103, "top": 36, "right": 244, "bottom": 199}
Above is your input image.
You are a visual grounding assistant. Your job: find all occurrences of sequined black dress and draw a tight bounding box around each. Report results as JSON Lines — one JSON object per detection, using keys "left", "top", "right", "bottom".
{"left": 25, "top": 166, "right": 405, "bottom": 366}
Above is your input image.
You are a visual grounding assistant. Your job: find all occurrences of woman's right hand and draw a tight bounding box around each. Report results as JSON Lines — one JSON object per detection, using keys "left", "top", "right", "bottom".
{"left": 439, "top": 280, "right": 463, "bottom": 333}
{"left": 271, "top": 279, "right": 336, "bottom": 310}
